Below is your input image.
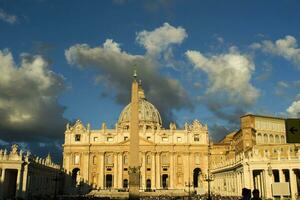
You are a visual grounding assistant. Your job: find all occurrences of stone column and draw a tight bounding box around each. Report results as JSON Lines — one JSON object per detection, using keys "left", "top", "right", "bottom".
{"left": 113, "top": 153, "right": 118, "bottom": 188}
{"left": 98, "top": 152, "right": 104, "bottom": 189}
{"left": 22, "top": 166, "right": 28, "bottom": 198}
{"left": 237, "top": 172, "right": 241, "bottom": 196}
{"left": 260, "top": 171, "right": 265, "bottom": 198}
{"left": 279, "top": 169, "right": 285, "bottom": 182}
{"left": 16, "top": 168, "right": 22, "bottom": 196}
{"left": 155, "top": 153, "right": 161, "bottom": 189}
{"left": 289, "top": 169, "right": 297, "bottom": 200}
{"left": 141, "top": 153, "right": 146, "bottom": 189}
{"left": 118, "top": 153, "right": 123, "bottom": 188}
{"left": 151, "top": 153, "right": 156, "bottom": 189}
{"left": 170, "top": 152, "right": 174, "bottom": 189}
{"left": 0, "top": 168, "right": 5, "bottom": 198}
{"left": 249, "top": 169, "right": 254, "bottom": 189}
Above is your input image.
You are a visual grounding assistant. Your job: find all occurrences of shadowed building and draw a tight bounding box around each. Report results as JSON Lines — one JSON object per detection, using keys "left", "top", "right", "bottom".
{"left": 0, "top": 144, "right": 62, "bottom": 199}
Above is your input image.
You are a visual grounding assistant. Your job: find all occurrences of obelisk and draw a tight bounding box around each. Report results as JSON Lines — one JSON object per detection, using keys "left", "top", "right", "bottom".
{"left": 129, "top": 70, "right": 140, "bottom": 199}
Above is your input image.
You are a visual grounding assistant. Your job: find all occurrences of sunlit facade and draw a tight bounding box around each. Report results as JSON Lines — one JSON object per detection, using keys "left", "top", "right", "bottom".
{"left": 63, "top": 82, "right": 210, "bottom": 195}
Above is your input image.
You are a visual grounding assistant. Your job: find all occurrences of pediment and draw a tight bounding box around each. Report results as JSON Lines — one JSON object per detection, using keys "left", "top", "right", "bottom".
{"left": 118, "top": 137, "right": 155, "bottom": 146}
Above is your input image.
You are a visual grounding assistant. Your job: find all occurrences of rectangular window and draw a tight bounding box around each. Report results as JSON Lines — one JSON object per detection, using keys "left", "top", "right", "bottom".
{"left": 162, "top": 137, "right": 169, "bottom": 142}
{"left": 93, "top": 137, "right": 98, "bottom": 142}
{"left": 75, "top": 134, "right": 81, "bottom": 141}
{"left": 177, "top": 137, "right": 182, "bottom": 142}
{"left": 124, "top": 136, "right": 128, "bottom": 141}
{"left": 147, "top": 136, "right": 151, "bottom": 140}
{"left": 107, "top": 137, "right": 113, "bottom": 142}
{"left": 194, "top": 134, "right": 200, "bottom": 142}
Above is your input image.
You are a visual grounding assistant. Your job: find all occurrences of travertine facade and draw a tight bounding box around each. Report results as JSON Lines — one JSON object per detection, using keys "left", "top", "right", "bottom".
{"left": 0, "top": 144, "right": 62, "bottom": 199}
{"left": 63, "top": 80, "right": 209, "bottom": 195}
{"left": 210, "top": 115, "right": 300, "bottom": 199}
{"left": 62, "top": 77, "right": 300, "bottom": 199}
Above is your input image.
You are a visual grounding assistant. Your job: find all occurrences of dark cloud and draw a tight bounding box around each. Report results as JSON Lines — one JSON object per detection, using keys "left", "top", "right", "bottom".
{"left": 204, "top": 96, "right": 246, "bottom": 125}
{"left": 0, "top": 50, "right": 68, "bottom": 143}
{"left": 209, "top": 123, "right": 239, "bottom": 142}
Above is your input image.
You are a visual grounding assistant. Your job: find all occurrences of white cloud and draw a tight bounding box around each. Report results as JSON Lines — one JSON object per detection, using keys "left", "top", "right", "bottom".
{"left": 254, "top": 35, "right": 300, "bottom": 69}
{"left": 0, "top": 50, "right": 67, "bottom": 142}
{"left": 185, "top": 47, "right": 260, "bottom": 124}
{"left": 287, "top": 100, "right": 300, "bottom": 118}
{"left": 0, "top": 9, "right": 17, "bottom": 24}
{"left": 186, "top": 48, "right": 259, "bottom": 106}
{"left": 136, "top": 22, "right": 187, "bottom": 57}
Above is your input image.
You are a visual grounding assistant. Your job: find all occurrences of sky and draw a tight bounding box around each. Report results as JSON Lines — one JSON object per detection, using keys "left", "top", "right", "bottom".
{"left": 0, "top": 0, "right": 300, "bottom": 162}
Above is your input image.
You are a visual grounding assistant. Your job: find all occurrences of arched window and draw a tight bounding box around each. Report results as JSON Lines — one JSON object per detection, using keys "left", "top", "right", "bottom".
{"left": 263, "top": 134, "right": 268, "bottom": 143}
{"left": 280, "top": 135, "right": 285, "bottom": 143}
{"left": 257, "top": 133, "right": 262, "bottom": 144}
{"left": 269, "top": 134, "right": 274, "bottom": 143}
{"left": 275, "top": 135, "right": 280, "bottom": 143}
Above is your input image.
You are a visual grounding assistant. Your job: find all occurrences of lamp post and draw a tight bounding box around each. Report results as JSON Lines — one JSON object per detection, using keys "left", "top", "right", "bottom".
{"left": 204, "top": 137, "right": 214, "bottom": 200}
{"left": 185, "top": 181, "right": 193, "bottom": 200}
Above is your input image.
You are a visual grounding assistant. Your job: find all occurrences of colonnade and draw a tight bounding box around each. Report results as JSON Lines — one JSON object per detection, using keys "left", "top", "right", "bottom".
{"left": 212, "top": 167, "right": 300, "bottom": 199}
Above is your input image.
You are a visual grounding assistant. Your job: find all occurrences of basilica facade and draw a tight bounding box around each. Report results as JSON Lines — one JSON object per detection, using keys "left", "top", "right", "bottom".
{"left": 62, "top": 78, "right": 300, "bottom": 199}
{"left": 62, "top": 81, "right": 209, "bottom": 195}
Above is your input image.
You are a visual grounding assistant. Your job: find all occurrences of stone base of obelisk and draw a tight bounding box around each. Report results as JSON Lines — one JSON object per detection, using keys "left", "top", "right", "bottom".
{"left": 129, "top": 170, "right": 140, "bottom": 200}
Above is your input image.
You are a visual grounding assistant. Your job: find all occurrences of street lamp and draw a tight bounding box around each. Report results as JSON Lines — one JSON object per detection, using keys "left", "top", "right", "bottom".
{"left": 204, "top": 136, "right": 214, "bottom": 200}
{"left": 204, "top": 174, "right": 214, "bottom": 200}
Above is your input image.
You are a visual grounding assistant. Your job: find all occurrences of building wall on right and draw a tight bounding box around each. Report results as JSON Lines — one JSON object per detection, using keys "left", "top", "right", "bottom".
{"left": 211, "top": 114, "right": 300, "bottom": 200}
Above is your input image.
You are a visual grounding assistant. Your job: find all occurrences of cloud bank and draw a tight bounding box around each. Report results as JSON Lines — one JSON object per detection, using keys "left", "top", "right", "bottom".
{"left": 0, "top": 50, "right": 67, "bottom": 142}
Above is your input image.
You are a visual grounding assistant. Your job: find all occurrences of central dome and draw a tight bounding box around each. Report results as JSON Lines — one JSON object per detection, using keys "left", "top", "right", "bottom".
{"left": 118, "top": 98, "right": 162, "bottom": 128}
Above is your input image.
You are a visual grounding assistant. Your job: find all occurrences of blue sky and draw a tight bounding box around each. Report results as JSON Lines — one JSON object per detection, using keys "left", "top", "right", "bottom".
{"left": 0, "top": 0, "right": 300, "bottom": 161}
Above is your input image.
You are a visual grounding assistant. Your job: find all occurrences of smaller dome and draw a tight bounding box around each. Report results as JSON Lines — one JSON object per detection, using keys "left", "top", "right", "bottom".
{"left": 118, "top": 98, "right": 162, "bottom": 128}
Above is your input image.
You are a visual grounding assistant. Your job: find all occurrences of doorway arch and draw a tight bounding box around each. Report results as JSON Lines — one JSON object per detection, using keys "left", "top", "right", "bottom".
{"left": 72, "top": 168, "right": 80, "bottom": 185}
{"left": 123, "top": 179, "right": 128, "bottom": 188}
{"left": 162, "top": 174, "right": 168, "bottom": 189}
{"left": 105, "top": 174, "right": 113, "bottom": 188}
{"left": 146, "top": 179, "right": 151, "bottom": 191}
{"left": 193, "top": 168, "right": 201, "bottom": 188}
